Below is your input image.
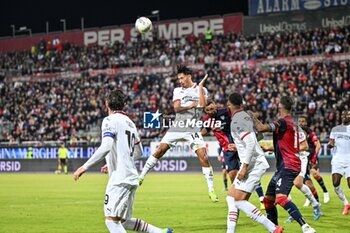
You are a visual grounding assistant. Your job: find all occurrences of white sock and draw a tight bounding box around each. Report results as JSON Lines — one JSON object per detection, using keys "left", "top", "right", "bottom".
{"left": 139, "top": 156, "right": 159, "bottom": 179}
{"left": 300, "top": 184, "right": 319, "bottom": 208}
{"left": 335, "top": 186, "right": 349, "bottom": 205}
{"left": 235, "top": 200, "right": 276, "bottom": 233}
{"left": 202, "top": 166, "right": 214, "bottom": 192}
{"left": 226, "top": 196, "right": 239, "bottom": 233}
{"left": 123, "top": 218, "right": 163, "bottom": 233}
{"left": 259, "top": 196, "right": 264, "bottom": 203}
{"left": 105, "top": 219, "right": 126, "bottom": 233}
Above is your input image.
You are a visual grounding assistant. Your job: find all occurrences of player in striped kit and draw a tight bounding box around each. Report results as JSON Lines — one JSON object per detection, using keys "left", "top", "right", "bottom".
{"left": 73, "top": 90, "right": 172, "bottom": 233}
{"left": 252, "top": 96, "right": 316, "bottom": 233}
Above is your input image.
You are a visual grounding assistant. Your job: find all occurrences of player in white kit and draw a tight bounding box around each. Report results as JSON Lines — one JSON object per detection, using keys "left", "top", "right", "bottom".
{"left": 328, "top": 110, "right": 350, "bottom": 215}
{"left": 73, "top": 90, "right": 172, "bottom": 233}
{"left": 226, "top": 93, "right": 283, "bottom": 233}
{"left": 139, "top": 65, "right": 219, "bottom": 202}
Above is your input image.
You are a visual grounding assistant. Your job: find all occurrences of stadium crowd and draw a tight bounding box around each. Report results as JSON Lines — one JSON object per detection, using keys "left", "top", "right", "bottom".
{"left": 0, "top": 26, "right": 349, "bottom": 143}
{"left": 0, "top": 26, "right": 349, "bottom": 74}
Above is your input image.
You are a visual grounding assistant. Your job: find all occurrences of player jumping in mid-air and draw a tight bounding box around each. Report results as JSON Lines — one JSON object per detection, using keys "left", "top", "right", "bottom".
{"left": 226, "top": 93, "right": 282, "bottom": 233}
{"left": 328, "top": 110, "right": 350, "bottom": 215}
{"left": 73, "top": 90, "right": 172, "bottom": 233}
{"left": 139, "top": 65, "right": 219, "bottom": 202}
{"left": 252, "top": 96, "right": 316, "bottom": 233}
{"left": 298, "top": 116, "right": 330, "bottom": 205}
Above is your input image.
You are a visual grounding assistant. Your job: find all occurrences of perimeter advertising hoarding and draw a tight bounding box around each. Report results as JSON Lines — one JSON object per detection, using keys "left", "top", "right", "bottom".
{"left": 244, "top": 7, "right": 350, "bottom": 34}
{"left": 248, "top": 0, "right": 350, "bottom": 16}
{"left": 0, "top": 15, "right": 242, "bottom": 53}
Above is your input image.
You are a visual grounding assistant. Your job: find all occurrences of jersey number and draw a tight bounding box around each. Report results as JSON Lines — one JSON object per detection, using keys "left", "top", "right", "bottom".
{"left": 125, "top": 130, "right": 136, "bottom": 157}
{"left": 191, "top": 133, "right": 200, "bottom": 140}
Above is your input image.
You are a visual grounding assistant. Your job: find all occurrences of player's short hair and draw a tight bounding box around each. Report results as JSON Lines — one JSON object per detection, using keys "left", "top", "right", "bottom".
{"left": 177, "top": 65, "right": 193, "bottom": 76}
{"left": 280, "top": 96, "right": 294, "bottom": 112}
{"left": 206, "top": 98, "right": 215, "bottom": 106}
{"left": 107, "top": 89, "right": 126, "bottom": 111}
{"left": 228, "top": 93, "right": 243, "bottom": 107}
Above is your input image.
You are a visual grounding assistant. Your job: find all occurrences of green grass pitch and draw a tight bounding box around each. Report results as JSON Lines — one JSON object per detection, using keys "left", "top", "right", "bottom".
{"left": 0, "top": 173, "right": 349, "bottom": 233}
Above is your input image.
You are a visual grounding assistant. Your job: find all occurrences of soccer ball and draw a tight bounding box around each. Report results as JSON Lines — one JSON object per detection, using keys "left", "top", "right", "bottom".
{"left": 135, "top": 17, "right": 153, "bottom": 34}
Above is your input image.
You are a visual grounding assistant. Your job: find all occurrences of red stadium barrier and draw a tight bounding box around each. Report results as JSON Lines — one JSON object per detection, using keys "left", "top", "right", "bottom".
{"left": 0, "top": 14, "right": 243, "bottom": 53}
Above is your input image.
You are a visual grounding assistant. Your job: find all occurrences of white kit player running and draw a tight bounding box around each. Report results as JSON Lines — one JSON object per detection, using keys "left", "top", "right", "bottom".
{"left": 73, "top": 90, "right": 172, "bottom": 233}
{"left": 328, "top": 110, "right": 350, "bottom": 215}
{"left": 139, "top": 65, "right": 219, "bottom": 202}
{"left": 226, "top": 93, "right": 283, "bottom": 233}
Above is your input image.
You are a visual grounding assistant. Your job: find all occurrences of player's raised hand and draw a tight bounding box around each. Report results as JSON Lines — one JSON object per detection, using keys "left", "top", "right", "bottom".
{"left": 73, "top": 166, "right": 87, "bottom": 181}
{"left": 198, "top": 74, "right": 208, "bottom": 87}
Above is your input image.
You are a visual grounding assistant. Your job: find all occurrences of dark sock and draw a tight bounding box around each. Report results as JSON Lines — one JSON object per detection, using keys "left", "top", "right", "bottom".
{"left": 255, "top": 184, "right": 264, "bottom": 198}
{"left": 265, "top": 206, "right": 278, "bottom": 225}
{"left": 283, "top": 201, "right": 306, "bottom": 226}
{"left": 224, "top": 179, "right": 228, "bottom": 189}
{"left": 312, "top": 190, "right": 319, "bottom": 202}
{"left": 316, "top": 176, "right": 328, "bottom": 193}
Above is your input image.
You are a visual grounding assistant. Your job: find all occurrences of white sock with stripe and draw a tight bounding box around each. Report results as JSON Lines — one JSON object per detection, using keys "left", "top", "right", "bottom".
{"left": 235, "top": 200, "right": 276, "bottom": 233}
{"left": 226, "top": 196, "right": 239, "bottom": 233}
{"left": 105, "top": 219, "right": 126, "bottom": 233}
{"left": 123, "top": 218, "right": 163, "bottom": 233}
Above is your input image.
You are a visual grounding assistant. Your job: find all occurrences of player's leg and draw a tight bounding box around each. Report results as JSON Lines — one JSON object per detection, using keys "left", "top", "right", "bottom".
{"left": 275, "top": 169, "right": 315, "bottom": 233}
{"left": 226, "top": 188, "right": 239, "bottom": 233}
{"left": 311, "top": 165, "right": 329, "bottom": 203}
{"left": 195, "top": 147, "right": 218, "bottom": 202}
{"left": 332, "top": 164, "right": 350, "bottom": 214}
{"left": 63, "top": 158, "right": 68, "bottom": 174}
{"left": 229, "top": 165, "right": 281, "bottom": 233}
{"left": 105, "top": 216, "right": 127, "bottom": 233}
{"left": 222, "top": 165, "right": 228, "bottom": 191}
{"left": 255, "top": 183, "right": 265, "bottom": 210}
{"left": 264, "top": 173, "right": 278, "bottom": 225}
{"left": 139, "top": 143, "right": 170, "bottom": 183}
{"left": 233, "top": 190, "right": 280, "bottom": 233}
{"left": 292, "top": 175, "right": 321, "bottom": 221}
{"left": 223, "top": 151, "right": 239, "bottom": 183}
{"left": 122, "top": 218, "right": 173, "bottom": 233}
{"left": 57, "top": 159, "right": 62, "bottom": 174}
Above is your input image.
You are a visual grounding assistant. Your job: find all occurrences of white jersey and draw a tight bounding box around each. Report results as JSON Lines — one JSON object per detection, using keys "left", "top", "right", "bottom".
{"left": 171, "top": 84, "right": 208, "bottom": 132}
{"left": 83, "top": 112, "right": 140, "bottom": 186}
{"left": 330, "top": 124, "right": 350, "bottom": 165}
{"left": 230, "top": 110, "right": 268, "bottom": 165}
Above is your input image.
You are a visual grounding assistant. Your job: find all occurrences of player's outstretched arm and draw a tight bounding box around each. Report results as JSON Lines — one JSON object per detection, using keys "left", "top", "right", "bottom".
{"left": 73, "top": 137, "right": 113, "bottom": 181}
{"left": 198, "top": 74, "right": 208, "bottom": 108}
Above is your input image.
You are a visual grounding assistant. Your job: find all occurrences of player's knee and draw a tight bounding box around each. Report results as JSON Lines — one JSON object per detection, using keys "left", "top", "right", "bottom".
{"left": 275, "top": 195, "right": 289, "bottom": 208}
{"left": 263, "top": 196, "right": 275, "bottom": 209}
{"left": 293, "top": 178, "right": 302, "bottom": 189}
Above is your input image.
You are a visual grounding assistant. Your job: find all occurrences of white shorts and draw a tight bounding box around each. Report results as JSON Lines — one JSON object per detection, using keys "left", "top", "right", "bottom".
{"left": 234, "top": 159, "right": 269, "bottom": 193}
{"left": 332, "top": 163, "right": 350, "bottom": 178}
{"left": 160, "top": 131, "right": 206, "bottom": 151}
{"left": 298, "top": 155, "right": 308, "bottom": 178}
{"left": 104, "top": 184, "right": 137, "bottom": 220}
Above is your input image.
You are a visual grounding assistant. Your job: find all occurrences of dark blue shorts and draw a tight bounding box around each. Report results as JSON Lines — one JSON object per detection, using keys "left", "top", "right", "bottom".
{"left": 223, "top": 151, "right": 240, "bottom": 172}
{"left": 266, "top": 168, "right": 299, "bottom": 196}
